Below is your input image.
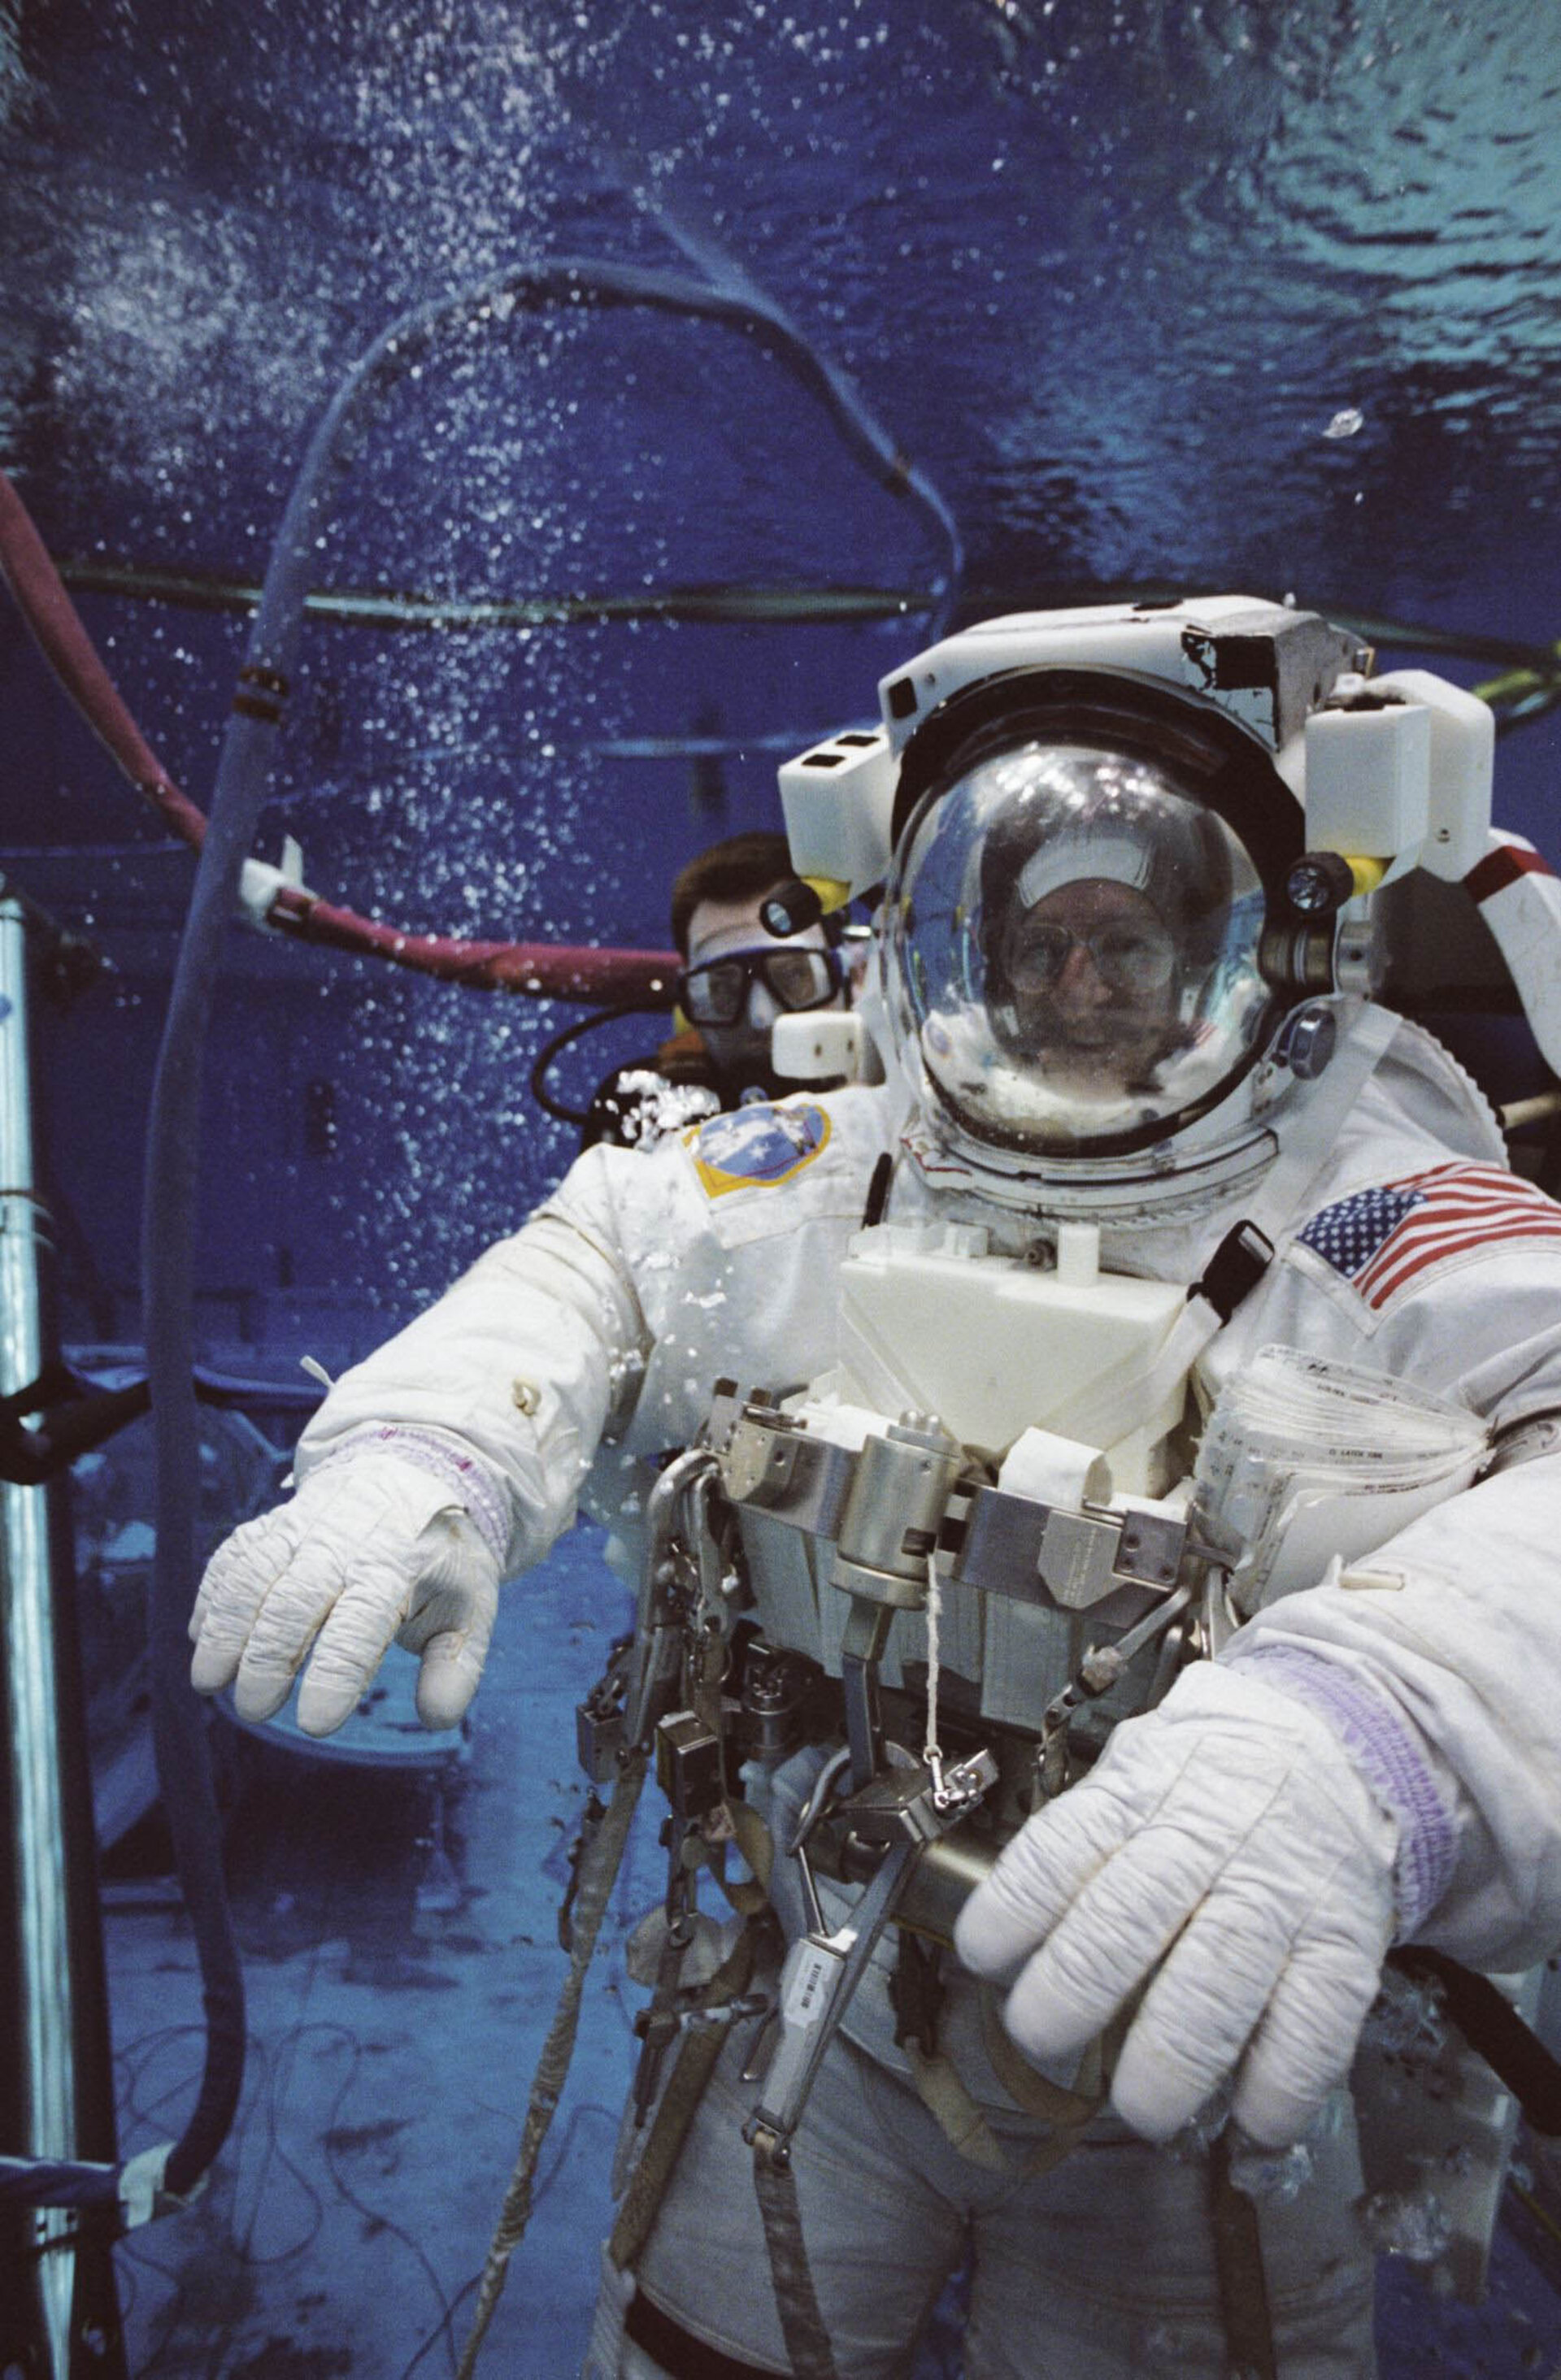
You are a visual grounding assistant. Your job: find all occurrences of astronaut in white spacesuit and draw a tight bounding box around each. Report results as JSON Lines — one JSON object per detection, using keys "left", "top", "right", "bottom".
{"left": 190, "top": 597, "right": 1561, "bottom": 2379}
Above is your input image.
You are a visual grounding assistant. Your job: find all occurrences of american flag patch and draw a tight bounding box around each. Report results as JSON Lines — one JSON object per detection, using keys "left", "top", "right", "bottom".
{"left": 1298, "top": 1163, "right": 1561, "bottom": 1310}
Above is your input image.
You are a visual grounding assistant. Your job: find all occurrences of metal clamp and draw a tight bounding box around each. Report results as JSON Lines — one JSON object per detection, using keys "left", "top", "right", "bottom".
{"left": 622, "top": 1447, "right": 720, "bottom": 1752}
{"left": 956, "top": 1485, "right": 1193, "bottom": 1613}
{"left": 1037, "top": 1582, "right": 1194, "bottom": 1801}
{"left": 575, "top": 1633, "right": 634, "bottom": 1783}
{"left": 745, "top": 1747, "right": 995, "bottom": 2154}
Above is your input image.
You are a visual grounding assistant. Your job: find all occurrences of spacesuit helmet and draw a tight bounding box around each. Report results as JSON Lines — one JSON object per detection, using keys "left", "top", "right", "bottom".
{"left": 882, "top": 677, "right": 1301, "bottom": 1174}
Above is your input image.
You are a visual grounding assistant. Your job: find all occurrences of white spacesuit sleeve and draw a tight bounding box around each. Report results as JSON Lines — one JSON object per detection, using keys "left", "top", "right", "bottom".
{"left": 1227, "top": 1441, "right": 1561, "bottom": 1971}
{"left": 294, "top": 1153, "right": 654, "bottom": 1574}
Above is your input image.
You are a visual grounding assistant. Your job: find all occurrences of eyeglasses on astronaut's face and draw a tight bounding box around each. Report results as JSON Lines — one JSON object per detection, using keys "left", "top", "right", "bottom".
{"left": 1008, "top": 916, "right": 1179, "bottom": 999}
{"left": 677, "top": 944, "right": 843, "bottom": 1027}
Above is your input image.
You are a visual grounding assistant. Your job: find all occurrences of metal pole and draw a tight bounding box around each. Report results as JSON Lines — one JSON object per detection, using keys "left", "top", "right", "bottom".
{"left": 0, "top": 891, "right": 127, "bottom": 2375}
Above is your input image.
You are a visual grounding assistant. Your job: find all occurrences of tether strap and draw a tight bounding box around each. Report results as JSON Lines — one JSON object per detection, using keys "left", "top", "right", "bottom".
{"left": 454, "top": 1749, "right": 647, "bottom": 2380}
{"left": 978, "top": 1985, "right": 1108, "bottom": 2128}
{"left": 609, "top": 1923, "right": 760, "bottom": 2273}
{"left": 1209, "top": 2132, "right": 1277, "bottom": 2380}
{"left": 903, "top": 2043, "right": 1012, "bottom": 2174}
{"left": 752, "top": 2126, "right": 841, "bottom": 2380}
{"left": 711, "top": 1794, "right": 776, "bottom": 1918}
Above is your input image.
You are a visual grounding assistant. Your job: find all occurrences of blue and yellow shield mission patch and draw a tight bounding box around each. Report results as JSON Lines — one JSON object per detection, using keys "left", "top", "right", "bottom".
{"left": 685, "top": 1101, "right": 833, "bottom": 1199}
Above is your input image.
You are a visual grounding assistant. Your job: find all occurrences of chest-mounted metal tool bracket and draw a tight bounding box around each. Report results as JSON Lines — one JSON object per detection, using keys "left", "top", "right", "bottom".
{"left": 711, "top": 1381, "right": 1235, "bottom": 1804}
{"left": 712, "top": 1383, "right": 1207, "bottom": 1626}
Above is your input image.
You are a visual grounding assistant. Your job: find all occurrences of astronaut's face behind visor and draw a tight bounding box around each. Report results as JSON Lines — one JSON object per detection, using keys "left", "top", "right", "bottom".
{"left": 1002, "top": 875, "right": 1181, "bottom": 1088}
{"left": 885, "top": 739, "right": 1272, "bottom": 1160}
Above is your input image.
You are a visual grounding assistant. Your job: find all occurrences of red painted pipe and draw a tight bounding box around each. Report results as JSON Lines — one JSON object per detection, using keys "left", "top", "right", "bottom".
{"left": 0, "top": 468, "right": 679, "bottom": 1006}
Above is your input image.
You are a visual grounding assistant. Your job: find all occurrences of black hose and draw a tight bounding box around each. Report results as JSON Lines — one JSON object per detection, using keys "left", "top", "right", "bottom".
{"left": 141, "top": 759, "right": 250, "bottom": 2204}
{"left": 528, "top": 1002, "right": 667, "bottom": 1125}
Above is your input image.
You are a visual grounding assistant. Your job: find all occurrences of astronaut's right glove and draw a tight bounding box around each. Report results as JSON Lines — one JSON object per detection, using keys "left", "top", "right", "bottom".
{"left": 954, "top": 1658, "right": 1454, "bottom": 2149}
{"left": 189, "top": 1432, "right": 508, "bottom": 1736}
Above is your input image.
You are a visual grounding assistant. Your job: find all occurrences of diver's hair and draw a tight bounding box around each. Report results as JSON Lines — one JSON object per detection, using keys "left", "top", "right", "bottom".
{"left": 670, "top": 831, "right": 796, "bottom": 956}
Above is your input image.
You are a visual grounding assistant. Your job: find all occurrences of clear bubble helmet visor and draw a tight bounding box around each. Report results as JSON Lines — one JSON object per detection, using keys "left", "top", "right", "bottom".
{"left": 885, "top": 740, "right": 1274, "bottom": 1157}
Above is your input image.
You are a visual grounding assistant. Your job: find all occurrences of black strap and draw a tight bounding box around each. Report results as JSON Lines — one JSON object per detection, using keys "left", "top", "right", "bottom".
{"left": 1191, "top": 1219, "right": 1276, "bottom": 1323}
{"left": 1388, "top": 1947, "right": 1561, "bottom": 2136}
{"left": 889, "top": 1931, "right": 946, "bottom": 2060}
{"left": 1208, "top": 2131, "right": 1277, "bottom": 2380}
{"left": 626, "top": 2289, "right": 789, "bottom": 2379}
{"left": 861, "top": 1150, "right": 894, "bottom": 1230}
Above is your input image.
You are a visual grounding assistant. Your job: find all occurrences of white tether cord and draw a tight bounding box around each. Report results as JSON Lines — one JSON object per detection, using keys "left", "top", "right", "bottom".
{"left": 924, "top": 1551, "right": 943, "bottom": 1781}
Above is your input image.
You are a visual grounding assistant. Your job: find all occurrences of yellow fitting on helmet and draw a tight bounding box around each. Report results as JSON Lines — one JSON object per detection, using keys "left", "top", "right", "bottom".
{"left": 802, "top": 875, "right": 854, "bottom": 917}
{"left": 1343, "top": 854, "right": 1389, "bottom": 897}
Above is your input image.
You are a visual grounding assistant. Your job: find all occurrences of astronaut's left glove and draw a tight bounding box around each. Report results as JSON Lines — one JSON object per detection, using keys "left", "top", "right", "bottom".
{"left": 954, "top": 1658, "right": 1454, "bottom": 2148}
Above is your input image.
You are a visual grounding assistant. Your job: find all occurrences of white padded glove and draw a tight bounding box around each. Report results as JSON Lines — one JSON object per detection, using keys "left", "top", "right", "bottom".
{"left": 189, "top": 1444, "right": 504, "bottom": 1735}
{"left": 954, "top": 1662, "right": 1403, "bottom": 2148}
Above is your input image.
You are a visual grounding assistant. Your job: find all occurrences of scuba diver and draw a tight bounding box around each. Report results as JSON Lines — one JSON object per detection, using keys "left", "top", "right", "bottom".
{"left": 189, "top": 595, "right": 1561, "bottom": 2378}
{"left": 583, "top": 830, "right": 855, "bottom": 1148}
